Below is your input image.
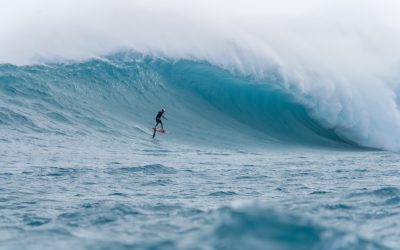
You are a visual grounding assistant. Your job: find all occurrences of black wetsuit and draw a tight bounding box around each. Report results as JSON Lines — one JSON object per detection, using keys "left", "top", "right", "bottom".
{"left": 155, "top": 111, "right": 163, "bottom": 125}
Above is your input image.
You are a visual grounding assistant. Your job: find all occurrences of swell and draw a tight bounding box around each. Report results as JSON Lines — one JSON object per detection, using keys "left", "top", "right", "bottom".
{"left": 0, "top": 53, "right": 361, "bottom": 148}
{"left": 175, "top": 205, "right": 389, "bottom": 250}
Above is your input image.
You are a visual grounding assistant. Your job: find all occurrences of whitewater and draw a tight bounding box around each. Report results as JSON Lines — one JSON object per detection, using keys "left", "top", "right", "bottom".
{"left": 1, "top": 0, "right": 400, "bottom": 249}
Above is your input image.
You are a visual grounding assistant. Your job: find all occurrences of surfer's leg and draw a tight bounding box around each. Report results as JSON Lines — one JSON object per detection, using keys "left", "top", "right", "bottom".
{"left": 153, "top": 122, "right": 159, "bottom": 138}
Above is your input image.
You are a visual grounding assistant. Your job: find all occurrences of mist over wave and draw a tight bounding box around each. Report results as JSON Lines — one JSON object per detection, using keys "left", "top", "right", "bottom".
{"left": 1, "top": 0, "right": 400, "bottom": 149}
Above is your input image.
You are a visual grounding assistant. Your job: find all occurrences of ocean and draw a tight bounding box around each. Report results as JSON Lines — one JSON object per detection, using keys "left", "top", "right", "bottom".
{"left": 1, "top": 1, "right": 400, "bottom": 249}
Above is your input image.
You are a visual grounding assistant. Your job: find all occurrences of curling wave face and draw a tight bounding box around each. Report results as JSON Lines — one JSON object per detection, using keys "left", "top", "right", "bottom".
{"left": 0, "top": 53, "right": 370, "bottom": 149}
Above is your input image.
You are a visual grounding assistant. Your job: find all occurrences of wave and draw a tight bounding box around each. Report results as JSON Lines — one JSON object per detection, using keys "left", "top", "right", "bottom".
{"left": 151, "top": 205, "right": 389, "bottom": 250}
{"left": 2, "top": 1, "right": 400, "bottom": 150}
{"left": 0, "top": 53, "right": 368, "bottom": 149}
{"left": 3, "top": 203, "right": 389, "bottom": 249}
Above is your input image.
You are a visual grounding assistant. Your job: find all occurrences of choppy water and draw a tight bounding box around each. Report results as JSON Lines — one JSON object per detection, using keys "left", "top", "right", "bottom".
{"left": 1, "top": 131, "right": 400, "bottom": 249}
{"left": 1, "top": 54, "right": 400, "bottom": 249}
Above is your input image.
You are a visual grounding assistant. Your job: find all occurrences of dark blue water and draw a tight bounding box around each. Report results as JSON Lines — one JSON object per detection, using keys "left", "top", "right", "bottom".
{"left": 1, "top": 54, "right": 399, "bottom": 249}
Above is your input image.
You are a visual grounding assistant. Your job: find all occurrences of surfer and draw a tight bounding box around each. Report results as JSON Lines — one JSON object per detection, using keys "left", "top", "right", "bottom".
{"left": 153, "top": 108, "right": 167, "bottom": 138}
{"left": 155, "top": 108, "right": 167, "bottom": 130}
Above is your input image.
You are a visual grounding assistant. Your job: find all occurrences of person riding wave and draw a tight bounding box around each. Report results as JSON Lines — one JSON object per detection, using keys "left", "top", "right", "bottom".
{"left": 153, "top": 108, "right": 167, "bottom": 138}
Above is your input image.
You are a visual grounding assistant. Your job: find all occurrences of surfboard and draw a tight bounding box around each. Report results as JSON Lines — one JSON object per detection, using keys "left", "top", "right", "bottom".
{"left": 152, "top": 128, "right": 166, "bottom": 133}
{"left": 151, "top": 128, "right": 166, "bottom": 138}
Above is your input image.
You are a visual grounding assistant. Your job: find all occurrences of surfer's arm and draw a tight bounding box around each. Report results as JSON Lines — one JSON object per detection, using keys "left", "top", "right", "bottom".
{"left": 162, "top": 116, "right": 168, "bottom": 120}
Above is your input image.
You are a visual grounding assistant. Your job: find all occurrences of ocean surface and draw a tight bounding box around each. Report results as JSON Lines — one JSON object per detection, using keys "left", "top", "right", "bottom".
{"left": 1, "top": 53, "right": 400, "bottom": 250}
{"left": 2, "top": 1, "right": 400, "bottom": 249}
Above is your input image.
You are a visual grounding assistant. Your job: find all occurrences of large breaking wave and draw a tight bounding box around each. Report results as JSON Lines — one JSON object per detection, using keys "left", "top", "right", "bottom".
{"left": 0, "top": 53, "right": 384, "bottom": 148}
{"left": 1, "top": 0, "right": 400, "bottom": 150}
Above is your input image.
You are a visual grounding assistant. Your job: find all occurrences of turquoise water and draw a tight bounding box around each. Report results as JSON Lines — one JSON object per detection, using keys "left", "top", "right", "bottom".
{"left": 1, "top": 54, "right": 400, "bottom": 249}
